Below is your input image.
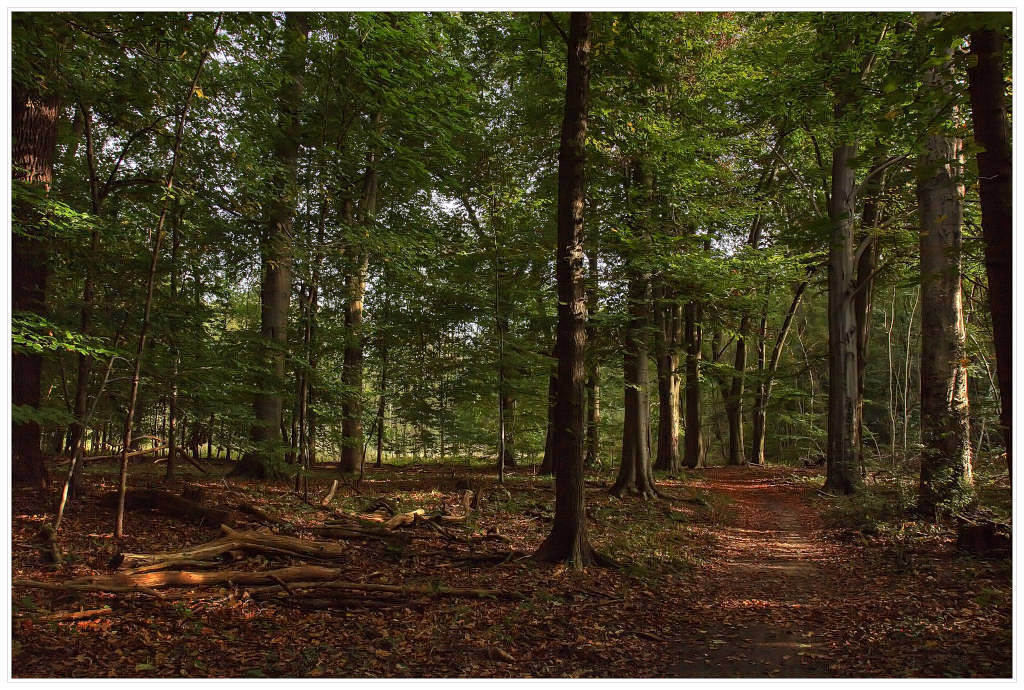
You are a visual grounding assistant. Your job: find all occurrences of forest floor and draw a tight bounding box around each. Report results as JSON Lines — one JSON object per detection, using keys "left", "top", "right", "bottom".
{"left": 10, "top": 460, "right": 1012, "bottom": 678}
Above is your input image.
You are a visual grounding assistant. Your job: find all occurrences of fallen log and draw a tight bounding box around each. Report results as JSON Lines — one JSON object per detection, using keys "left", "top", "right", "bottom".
{"left": 385, "top": 508, "right": 427, "bottom": 529}
{"left": 15, "top": 569, "right": 523, "bottom": 600}
{"left": 100, "top": 488, "right": 239, "bottom": 527}
{"left": 15, "top": 565, "right": 342, "bottom": 593}
{"left": 36, "top": 607, "right": 114, "bottom": 622}
{"left": 119, "top": 526, "right": 346, "bottom": 570}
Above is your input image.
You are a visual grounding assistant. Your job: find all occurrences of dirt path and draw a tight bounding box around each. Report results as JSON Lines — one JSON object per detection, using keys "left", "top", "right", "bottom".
{"left": 669, "top": 469, "right": 836, "bottom": 677}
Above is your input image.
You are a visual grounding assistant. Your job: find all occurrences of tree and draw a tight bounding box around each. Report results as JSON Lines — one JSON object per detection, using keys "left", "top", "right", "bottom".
{"left": 917, "top": 16, "right": 973, "bottom": 516}
{"left": 965, "top": 16, "right": 1011, "bottom": 476}
{"left": 822, "top": 22, "right": 867, "bottom": 495}
{"left": 611, "top": 270, "right": 659, "bottom": 498}
{"left": 12, "top": 14, "right": 62, "bottom": 487}
{"left": 653, "top": 284, "right": 682, "bottom": 472}
{"left": 233, "top": 12, "right": 310, "bottom": 478}
{"left": 682, "top": 300, "right": 703, "bottom": 469}
{"left": 533, "top": 11, "right": 607, "bottom": 568}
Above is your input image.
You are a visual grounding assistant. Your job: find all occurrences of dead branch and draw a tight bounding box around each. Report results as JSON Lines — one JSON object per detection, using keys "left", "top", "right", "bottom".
{"left": 119, "top": 526, "right": 346, "bottom": 570}
{"left": 15, "top": 569, "right": 522, "bottom": 601}
{"left": 320, "top": 479, "right": 338, "bottom": 507}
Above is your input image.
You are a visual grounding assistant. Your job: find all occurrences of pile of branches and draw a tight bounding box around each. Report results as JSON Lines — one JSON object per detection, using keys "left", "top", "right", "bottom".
{"left": 321, "top": 491, "right": 511, "bottom": 546}
{"left": 14, "top": 526, "right": 522, "bottom": 608}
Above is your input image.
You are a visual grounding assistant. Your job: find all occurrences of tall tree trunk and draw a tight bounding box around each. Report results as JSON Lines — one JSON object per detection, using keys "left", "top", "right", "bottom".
{"left": 12, "top": 53, "right": 60, "bottom": 487}
{"left": 653, "top": 288, "right": 682, "bottom": 472}
{"left": 166, "top": 204, "right": 183, "bottom": 481}
{"left": 824, "top": 137, "right": 860, "bottom": 495}
{"left": 584, "top": 236, "right": 601, "bottom": 468}
{"left": 682, "top": 301, "right": 703, "bottom": 469}
{"left": 918, "top": 32, "right": 973, "bottom": 516}
{"left": 853, "top": 161, "right": 886, "bottom": 475}
{"left": 235, "top": 13, "right": 309, "bottom": 479}
{"left": 749, "top": 312, "right": 769, "bottom": 464}
{"left": 967, "top": 25, "right": 1012, "bottom": 476}
{"left": 611, "top": 276, "right": 658, "bottom": 497}
{"left": 534, "top": 11, "right": 606, "bottom": 568}
{"left": 725, "top": 315, "right": 748, "bottom": 466}
{"left": 68, "top": 106, "right": 100, "bottom": 491}
{"left": 340, "top": 147, "right": 378, "bottom": 474}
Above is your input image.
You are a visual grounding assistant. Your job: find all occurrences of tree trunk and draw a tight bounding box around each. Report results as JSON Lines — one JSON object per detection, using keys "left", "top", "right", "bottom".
{"left": 611, "top": 276, "right": 658, "bottom": 498}
{"left": 584, "top": 236, "right": 601, "bottom": 468}
{"left": 12, "top": 61, "right": 60, "bottom": 487}
{"left": 539, "top": 355, "right": 557, "bottom": 475}
{"left": 236, "top": 13, "right": 309, "bottom": 479}
{"left": 824, "top": 138, "right": 860, "bottom": 495}
{"left": 653, "top": 288, "right": 682, "bottom": 472}
{"left": 375, "top": 343, "right": 387, "bottom": 468}
{"left": 918, "top": 34, "right": 973, "bottom": 516}
{"left": 534, "top": 12, "right": 606, "bottom": 568}
{"left": 725, "top": 315, "right": 748, "bottom": 466}
{"left": 853, "top": 160, "right": 886, "bottom": 475}
{"left": 967, "top": 26, "right": 1012, "bottom": 476}
{"left": 682, "top": 301, "right": 703, "bottom": 469}
{"left": 340, "top": 122, "right": 380, "bottom": 474}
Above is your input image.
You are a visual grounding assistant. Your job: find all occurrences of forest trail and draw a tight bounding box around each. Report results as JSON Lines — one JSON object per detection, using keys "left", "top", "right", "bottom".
{"left": 670, "top": 469, "right": 834, "bottom": 677}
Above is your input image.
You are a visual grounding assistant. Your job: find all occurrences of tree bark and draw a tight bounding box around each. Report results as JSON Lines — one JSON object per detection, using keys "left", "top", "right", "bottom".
{"left": 917, "top": 32, "right": 973, "bottom": 516}
{"left": 584, "top": 236, "right": 601, "bottom": 468}
{"left": 236, "top": 13, "right": 309, "bottom": 479}
{"left": 967, "top": 25, "right": 1012, "bottom": 476}
{"left": 533, "top": 12, "right": 607, "bottom": 568}
{"left": 340, "top": 117, "right": 381, "bottom": 474}
{"left": 12, "top": 51, "right": 60, "bottom": 487}
{"left": 853, "top": 163, "right": 885, "bottom": 475}
{"left": 824, "top": 137, "right": 860, "bottom": 495}
{"left": 725, "top": 315, "right": 748, "bottom": 466}
{"left": 611, "top": 275, "right": 659, "bottom": 498}
{"left": 682, "top": 301, "right": 703, "bottom": 469}
{"left": 653, "top": 286, "right": 682, "bottom": 472}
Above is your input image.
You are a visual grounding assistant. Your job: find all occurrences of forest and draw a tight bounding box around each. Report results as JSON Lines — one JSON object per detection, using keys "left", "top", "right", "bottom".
{"left": 10, "top": 10, "right": 1012, "bottom": 678}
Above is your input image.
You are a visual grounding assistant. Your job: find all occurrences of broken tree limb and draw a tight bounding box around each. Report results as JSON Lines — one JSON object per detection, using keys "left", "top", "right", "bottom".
{"left": 15, "top": 569, "right": 522, "bottom": 601}
{"left": 15, "top": 565, "right": 342, "bottom": 593}
{"left": 118, "top": 527, "right": 347, "bottom": 570}
{"left": 385, "top": 508, "right": 427, "bottom": 529}
{"left": 320, "top": 479, "right": 338, "bottom": 507}
{"left": 13, "top": 578, "right": 166, "bottom": 598}
{"left": 86, "top": 445, "right": 168, "bottom": 462}
{"left": 32, "top": 607, "right": 114, "bottom": 622}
